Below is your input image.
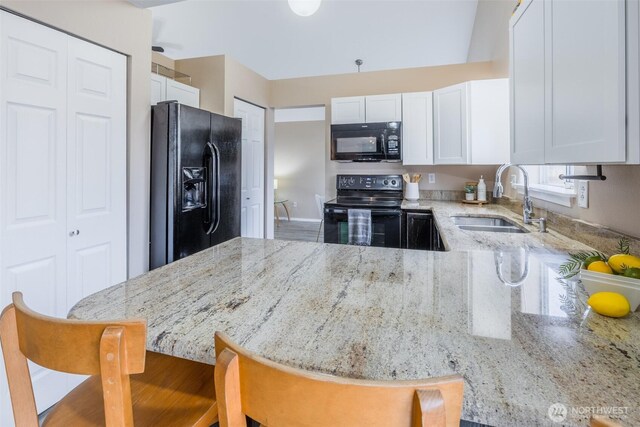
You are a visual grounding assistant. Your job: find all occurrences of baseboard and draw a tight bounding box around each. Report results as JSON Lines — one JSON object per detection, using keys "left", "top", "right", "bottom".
{"left": 275, "top": 217, "right": 322, "bottom": 223}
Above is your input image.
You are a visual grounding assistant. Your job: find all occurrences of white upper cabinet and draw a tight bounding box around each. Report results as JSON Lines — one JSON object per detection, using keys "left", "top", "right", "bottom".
{"left": 434, "top": 80, "right": 509, "bottom": 165}
{"left": 402, "top": 92, "right": 434, "bottom": 165}
{"left": 150, "top": 74, "right": 200, "bottom": 108}
{"left": 331, "top": 96, "right": 365, "bottom": 124}
{"left": 433, "top": 83, "right": 468, "bottom": 164}
{"left": 510, "top": 0, "right": 627, "bottom": 164}
{"left": 365, "top": 93, "right": 402, "bottom": 122}
{"left": 627, "top": 0, "right": 640, "bottom": 164}
{"left": 166, "top": 78, "right": 200, "bottom": 108}
{"left": 510, "top": 0, "right": 546, "bottom": 165}
{"left": 330, "top": 94, "right": 401, "bottom": 124}
{"left": 150, "top": 73, "right": 166, "bottom": 106}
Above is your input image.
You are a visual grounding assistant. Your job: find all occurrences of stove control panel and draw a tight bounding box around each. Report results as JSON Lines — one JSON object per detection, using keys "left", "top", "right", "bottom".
{"left": 337, "top": 174, "right": 403, "bottom": 190}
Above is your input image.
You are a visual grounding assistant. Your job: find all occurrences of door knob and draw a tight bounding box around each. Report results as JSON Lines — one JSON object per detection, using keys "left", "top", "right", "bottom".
{"left": 69, "top": 229, "right": 80, "bottom": 237}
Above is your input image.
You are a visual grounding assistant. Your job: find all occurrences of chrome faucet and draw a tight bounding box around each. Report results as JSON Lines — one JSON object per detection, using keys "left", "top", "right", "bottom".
{"left": 494, "top": 163, "right": 547, "bottom": 232}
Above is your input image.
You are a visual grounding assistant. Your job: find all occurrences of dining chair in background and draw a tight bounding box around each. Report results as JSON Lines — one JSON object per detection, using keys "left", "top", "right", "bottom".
{"left": 315, "top": 194, "right": 325, "bottom": 242}
{"left": 213, "top": 331, "right": 464, "bottom": 427}
{"left": 0, "top": 292, "right": 217, "bottom": 426}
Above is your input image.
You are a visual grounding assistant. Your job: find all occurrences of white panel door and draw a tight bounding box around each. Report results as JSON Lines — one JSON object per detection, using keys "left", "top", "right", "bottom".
{"left": 66, "top": 37, "right": 127, "bottom": 305}
{"left": 150, "top": 73, "right": 166, "bottom": 105}
{"left": 365, "top": 93, "right": 402, "bottom": 123}
{"left": 402, "top": 92, "right": 433, "bottom": 165}
{"left": 510, "top": 0, "right": 546, "bottom": 165}
{"left": 545, "top": 0, "right": 626, "bottom": 163}
{"left": 235, "top": 99, "right": 264, "bottom": 238}
{"left": 330, "top": 96, "right": 365, "bottom": 124}
{"left": 166, "top": 79, "right": 200, "bottom": 108}
{"left": 0, "top": 12, "right": 72, "bottom": 423}
{"left": 433, "top": 83, "right": 468, "bottom": 164}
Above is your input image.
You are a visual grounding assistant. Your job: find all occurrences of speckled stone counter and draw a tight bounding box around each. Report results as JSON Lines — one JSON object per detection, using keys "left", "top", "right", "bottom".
{"left": 69, "top": 228, "right": 640, "bottom": 427}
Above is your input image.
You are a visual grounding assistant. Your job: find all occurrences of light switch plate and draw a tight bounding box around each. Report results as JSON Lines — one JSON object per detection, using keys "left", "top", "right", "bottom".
{"left": 578, "top": 180, "right": 589, "bottom": 208}
{"left": 428, "top": 173, "right": 436, "bottom": 184}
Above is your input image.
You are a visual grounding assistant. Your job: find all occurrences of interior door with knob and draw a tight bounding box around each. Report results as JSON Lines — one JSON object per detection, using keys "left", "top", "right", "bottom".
{"left": 66, "top": 36, "right": 126, "bottom": 304}
{"left": 234, "top": 99, "right": 264, "bottom": 238}
{"left": 0, "top": 12, "right": 72, "bottom": 421}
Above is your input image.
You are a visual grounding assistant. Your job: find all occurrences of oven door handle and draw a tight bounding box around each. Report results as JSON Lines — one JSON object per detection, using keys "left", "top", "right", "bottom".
{"left": 325, "top": 208, "right": 401, "bottom": 216}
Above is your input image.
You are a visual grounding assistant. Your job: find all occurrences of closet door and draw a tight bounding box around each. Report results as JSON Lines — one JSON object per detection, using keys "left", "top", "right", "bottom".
{"left": 0, "top": 12, "right": 71, "bottom": 422}
{"left": 66, "top": 37, "right": 127, "bottom": 305}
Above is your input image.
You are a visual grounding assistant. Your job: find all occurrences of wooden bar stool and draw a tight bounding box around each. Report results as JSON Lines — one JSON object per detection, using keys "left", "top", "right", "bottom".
{"left": 0, "top": 292, "right": 217, "bottom": 426}
{"left": 214, "top": 331, "right": 464, "bottom": 427}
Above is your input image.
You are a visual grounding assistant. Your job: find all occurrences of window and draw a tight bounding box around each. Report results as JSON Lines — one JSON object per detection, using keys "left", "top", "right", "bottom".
{"left": 514, "top": 165, "right": 576, "bottom": 207}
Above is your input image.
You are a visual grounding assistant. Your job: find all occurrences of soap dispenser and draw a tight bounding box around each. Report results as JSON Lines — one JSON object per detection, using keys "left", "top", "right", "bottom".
{"left": 477, "top": 175, "right": 487, "bottom": 202}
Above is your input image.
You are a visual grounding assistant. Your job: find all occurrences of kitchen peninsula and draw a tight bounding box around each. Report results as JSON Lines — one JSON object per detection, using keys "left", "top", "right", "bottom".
{"left": 69, "top": 205, "right": 640, "bottom": 427}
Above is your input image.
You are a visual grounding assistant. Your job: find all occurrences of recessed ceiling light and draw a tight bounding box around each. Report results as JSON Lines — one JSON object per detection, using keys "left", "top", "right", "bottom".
{"left": 288, "top": 0, "right": 321, "bottom": 17}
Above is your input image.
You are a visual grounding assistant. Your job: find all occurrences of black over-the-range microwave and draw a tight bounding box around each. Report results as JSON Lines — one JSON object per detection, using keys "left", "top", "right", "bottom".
{"left": 330, "top": 122, "right": 402, "bottom": 162}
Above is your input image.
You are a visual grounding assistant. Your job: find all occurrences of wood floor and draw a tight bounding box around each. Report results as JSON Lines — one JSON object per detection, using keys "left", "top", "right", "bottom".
{"left": 274, "top": 220, "right": 323, "bottom": 243}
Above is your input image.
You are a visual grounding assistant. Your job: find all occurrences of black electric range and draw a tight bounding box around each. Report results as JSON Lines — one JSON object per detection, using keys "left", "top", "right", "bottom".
{"left": 323, "top": 174, "right": 403, "bottom": 248}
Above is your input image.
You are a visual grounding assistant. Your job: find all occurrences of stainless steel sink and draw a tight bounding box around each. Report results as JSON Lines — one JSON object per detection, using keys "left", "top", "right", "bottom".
{"left": 451, "top": 215, "right": 528, "bottom": 233}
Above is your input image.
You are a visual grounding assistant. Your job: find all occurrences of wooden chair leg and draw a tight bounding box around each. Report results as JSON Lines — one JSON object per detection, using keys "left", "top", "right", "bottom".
{"left": 282, "top": 203, "right": 290, "bottom": 221}
{"left": 215, "top": 349, "right": 246, "bottom": 427}
{"left": 274, "top": 204, "right": 280, "bottom": 227}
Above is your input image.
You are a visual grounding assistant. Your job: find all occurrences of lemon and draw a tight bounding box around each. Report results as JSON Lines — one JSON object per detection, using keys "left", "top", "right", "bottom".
{"left": 587, "top": 260, "right": 613, "bottom": 274}
{"left": 608, "top": 254, "right": 640, "bottom": 274}
{"left": 582, "top": 255, "right": 605, "bottom": 269}
{"left": 587, "top": 292, "right": 630, "bottom": 318}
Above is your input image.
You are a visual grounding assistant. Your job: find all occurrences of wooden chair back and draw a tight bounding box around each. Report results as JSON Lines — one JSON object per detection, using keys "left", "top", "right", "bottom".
{"left": 0, "top": 292, "right": 147, "bottom": 426}
{"left": 214, "top": 331, "right": 464, "bottom": 427}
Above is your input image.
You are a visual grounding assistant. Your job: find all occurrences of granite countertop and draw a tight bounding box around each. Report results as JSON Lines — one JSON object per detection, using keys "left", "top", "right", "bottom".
{"left": 69, "top": 202, "right": 640, "bottom": 427}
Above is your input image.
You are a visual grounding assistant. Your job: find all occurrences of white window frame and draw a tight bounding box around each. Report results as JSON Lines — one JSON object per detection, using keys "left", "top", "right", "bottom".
{"left": 514, "top": 165, "right": 576, "bottom": 207}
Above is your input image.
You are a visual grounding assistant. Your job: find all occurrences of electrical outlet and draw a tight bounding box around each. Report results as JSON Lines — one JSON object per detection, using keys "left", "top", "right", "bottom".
{"left": 577, "top": 180, "right": 589, "bottom": 208}
{"left": 510, "top": 174, "right": 517, "bottom": 185}
{"left": 292, "top": 201, "right": 298, "bottom": 208}
{"left": 428, "top": 173, "right": 436, "bottom": 184}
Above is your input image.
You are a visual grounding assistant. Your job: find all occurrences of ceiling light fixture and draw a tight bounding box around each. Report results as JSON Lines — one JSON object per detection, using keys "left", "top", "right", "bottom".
{"left": 288, "top": 0, "right": 321, "bottom": 17}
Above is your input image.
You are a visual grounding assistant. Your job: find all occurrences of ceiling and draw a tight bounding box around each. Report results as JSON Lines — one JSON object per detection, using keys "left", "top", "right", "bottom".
{"left": 146, "top": 0, "right": 494, "bottom": 80}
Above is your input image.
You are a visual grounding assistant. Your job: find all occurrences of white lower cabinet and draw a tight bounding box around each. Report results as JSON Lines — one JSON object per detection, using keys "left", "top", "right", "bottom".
{"left": 433, "top": 79, "right": 509, "bottom": 165}
{"left": 0, "top": 11, "right": 127, "bottom": 425}
{"left": 402, "top": 92, "right": 434, "bottom": 165}
{"left": 151, "top": 73, "right": 200, "bottom": 108}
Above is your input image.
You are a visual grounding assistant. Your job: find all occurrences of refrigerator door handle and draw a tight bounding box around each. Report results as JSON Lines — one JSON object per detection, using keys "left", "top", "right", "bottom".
{"left": 204, "top": 142, "right": 215, "bottom": 233}
{"left": 205, "top": 141, "right": 221, "bottom": 235}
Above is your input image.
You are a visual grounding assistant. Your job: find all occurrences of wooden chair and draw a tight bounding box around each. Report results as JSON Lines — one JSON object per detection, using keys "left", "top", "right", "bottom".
{"left": 0, "top": 292, "right": 217, "bottom": 426}
{"left": 591, "top": 415, "right": 623, "bottom": 427}
{"left": 214, "top": 331, "right": 464, "bottom": 427}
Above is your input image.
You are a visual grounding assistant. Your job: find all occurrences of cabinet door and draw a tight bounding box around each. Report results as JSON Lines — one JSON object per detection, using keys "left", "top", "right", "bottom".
{"left": 402, "top": 92, "right": 433, "bottom": 165}
{"left": 166, "top": 79, "right": 200, "bottom": 108}
{"left": 150, "top": 73, "right": 166, "bottom": 105}
{"left": 468, "top": 79, "right": 510, "bottom": 165}
{"left": 0, "top": 11, "right": 73, "bottom": 424}
{"left": 433, "top": 83, "right": 468, "bottom": 164}
{"left": 510, "top": 0, "right": 545, "bottom": 165}
{"left": 365, "top": 93, "right": 402, "bottom": 122}
{"left": 66, "top": 37, "right": 127, "bottom": 303}
{"left": 545, "top": 0, "right": 626, "bottom": 163}
{"left": 331, "top": 96, "right": 365, "bottom": 124}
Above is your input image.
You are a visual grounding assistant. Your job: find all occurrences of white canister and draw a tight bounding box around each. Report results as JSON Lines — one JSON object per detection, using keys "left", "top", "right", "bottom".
{"left": 405, "top": 182, "right": 419, "bottom": 201}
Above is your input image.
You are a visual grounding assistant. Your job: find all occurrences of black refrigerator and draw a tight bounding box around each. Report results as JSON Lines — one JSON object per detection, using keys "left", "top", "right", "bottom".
{"left": 149, "top": 101, "right": 241, "bottom": 270}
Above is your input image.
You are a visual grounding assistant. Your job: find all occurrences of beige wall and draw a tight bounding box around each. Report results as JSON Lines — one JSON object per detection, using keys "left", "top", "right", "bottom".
{"left": 505, "top": 165, "right": 640, "bottom": 239}
{"left": 1, "top": 1, "right": 153, "bottom": 277}
{"left": 175, "top": 55, "right": 226, "bottom": 114}
{"left": 152, "top": 51, "right": 175, "bottom": 70}
{"left": 274, "top": 121, "right": 325, "bottom": 220}
{"left": 224, "top": 56, "right": 271, "bottom": 115}
{"left": 270, "top": 60, "right": 508, "bottom": 198}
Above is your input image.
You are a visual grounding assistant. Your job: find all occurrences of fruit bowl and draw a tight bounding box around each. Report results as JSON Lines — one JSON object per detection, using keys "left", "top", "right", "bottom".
{"left": 580, "top": 269, "right": 640, "bottom": 311}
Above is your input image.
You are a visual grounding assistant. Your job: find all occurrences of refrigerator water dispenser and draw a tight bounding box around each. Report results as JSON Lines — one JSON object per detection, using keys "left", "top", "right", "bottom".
{"left": 182, "top": 167, "right": 207, "bottom": 211}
